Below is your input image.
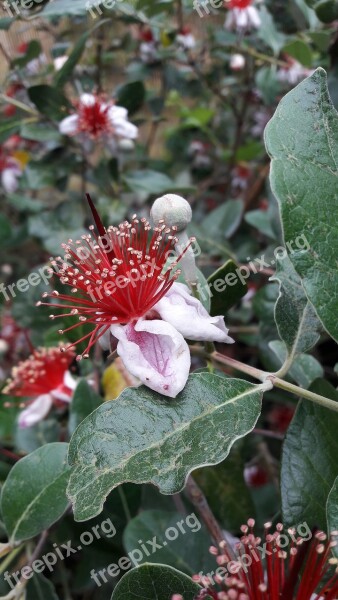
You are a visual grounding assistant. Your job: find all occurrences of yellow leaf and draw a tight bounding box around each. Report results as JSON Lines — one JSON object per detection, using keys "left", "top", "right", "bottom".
{"left": 102, "top": 359, "right": 138, "bottom": 400}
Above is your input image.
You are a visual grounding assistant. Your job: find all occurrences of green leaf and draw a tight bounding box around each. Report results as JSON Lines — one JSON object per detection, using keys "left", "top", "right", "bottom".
{"left": 304, "top": 0, "right": 338, "bottom": 22}
{"left": 270, "top": 255, "right": 321, "bottom": 359}
{"left": 67, "top": 373, "right": 264, "bottom": 521}
{"left": 123, "top": 510, "right": 214, "bottom": 574}
{"left": 194, "top": 441, "right": 255, "bottom": 530}
{"left": 1, "top": 443, "right": 71, "bottom": 543}
{"left": 265, "top": 68, "right": 338, "bottom": 343}
{"left": 69, "top": 380, "right": 103, "bottom": 435}
{"left": 245, "top": 209, "right": 276, "bottom": 239}
{"left": 40, "top": 0, "right": 92, "bottom": 16}
{"left": 0, "top": 400, "right": 19, "bottom": 442}
{"left": 327, "top": 476, "right": 338, "bottom": 544}
{"left": 0, "top": 118, "right": 21, "bottom": 143}
{"left": 111, "top": 564, "right": 201, "bottom": 600}
{"left": 26, "top": 574, "right": 59, "bottom": 600}
{"left": 116, "top": 81, "right": 145, "bottom": 115}
{"left": 202, "top": 200, "right": 244, "bottom": 240}
{"left": 28, "top": 85, "right": 72, "bottom": 120}
{"left": 281, "top": 380, "right": 338, "bottom": 529}
{"left": 0, "top": 215, "right": 12, "bottom": 243}
{"left": 123, "top": 170, "right": 175, "bottom": 195}
{"left": 0, "top": 17, "right": 14, "bottom": 30}
{"left": 20, "top": 122, "right": 62, "bottom": 143}
{"left": 269, "top": 340, "right": 323, "bottom": 388}
{"left": 207, "top": 259, "right": 248, "bottom": 316}
{"left": 282, "top": 40, "right": 313, "bottom": 68}
{"left": 15, "top": 419, "right": 60, "bottom": 454}
{"left": 257, "top": 6, "right": 286, "bottom": 54}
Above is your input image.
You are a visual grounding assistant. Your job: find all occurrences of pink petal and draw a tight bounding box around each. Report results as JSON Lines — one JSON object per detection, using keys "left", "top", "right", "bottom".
{"left": 154, "top": 282, "right": 234, "bottom": 344}
{"left": 18, "top": 394, "right": 53, "bottom": 429}
{"left": 111, "top": 319, "right": 191, "bottom": 398}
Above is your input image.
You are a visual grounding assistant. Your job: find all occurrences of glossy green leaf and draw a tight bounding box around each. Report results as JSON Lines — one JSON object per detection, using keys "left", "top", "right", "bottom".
{"left": 28, "top": 85, "right": 72, "bottom": 120}
{"left": 304, "top": 0, "right": 338, "bottom": 22}
{"left": 111, "top": 564, "right": 202, "bottom": 600}
{"left": 69, "top": 380, "right": 103, "bottom": 435}
{"left": 123, "top": 510, "right": 214, "bottom": 574}
{"left": 265, "top": 68, "right": 338, "bottom": 343}
{"left": 67, "top": 374, "right": 264, "bottom": 521}
{"left": 282, "top": 40, "right": 313, "bottom": 67}
{"left": 269, "top": 340, "right": 323, "bottom": 387}
{"left": 271, "top": 255, "right": 321, "bottom": 358}
{"left": 207, "top": 260, "right": 248, "bottom": 316}
{"left": 26, "top": 574, "right": 59, "bottom": 600}
{"left": 281, "top": 380, "right": 338, "bottom": 529}
{"left": 116, "top": 81, "right": 145, "bottom": 115}
{"left": 1, "top": 443, "right": 71, "bottom": 543}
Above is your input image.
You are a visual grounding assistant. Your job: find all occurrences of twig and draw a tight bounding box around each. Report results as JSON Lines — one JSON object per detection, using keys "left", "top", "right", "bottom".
{"left": 185, "top": 475, "right": 234, "bottom": 560}
{"left": 253, "top": 428, "right": 284, "bottom": 441}
{"left": 190, "top": 347, "right": 338, "bottom": 413}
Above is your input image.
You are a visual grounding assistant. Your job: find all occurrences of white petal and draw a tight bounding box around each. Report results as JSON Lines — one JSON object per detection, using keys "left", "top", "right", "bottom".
{"left": 111, "top": 319, "right": 191, "bottom": 398}
{"left": 80, "top": 93, "right": 96, "bottom": 107}
{"left": 236, "top": 8, "right": 249, "bottom": 28}
{"left": 51, "top": 370, "right": 77, "bottom": 402}
{"left": 18, "top": 394, "right": 53, "bottom": 428}
{"left": 54, "top": 55, "right": 68, "bottom": 71}
{"left": 247, "top": 6, "right": 261, "bottom": 28}
{"left": 59, "top": 115, "right": 79, "bottom": 135}
{"left": 108, "top": 105, "right": 128, "bottom": 120}
{"left": 154, "top": 282, "right": 234, "bottom": 344}
{"left": 63, "top": 370, "right": 77, "bottom": 391}
{"left": 1, "top": 167, "right": 20, "bottom": 193}
{"left": 114, "top": 120, "right": 138, "bottom": 139}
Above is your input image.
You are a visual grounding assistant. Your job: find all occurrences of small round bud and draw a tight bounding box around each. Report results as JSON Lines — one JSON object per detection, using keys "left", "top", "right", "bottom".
{"left": 230, "top": 53, "right": 245, "bottom": 71}
{"left": 151, "top": 194, "right": 192, "bottom": 232}
{"left": 0, "top": 339, "right": 9, "bottom": 355}
{"left": 117, "top": 138, "right": 135, "bottom": 152}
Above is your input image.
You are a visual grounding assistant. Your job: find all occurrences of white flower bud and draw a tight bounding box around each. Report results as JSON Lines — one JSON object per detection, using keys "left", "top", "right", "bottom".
{"left": 230, "top": 53, "right": 245, "bottom": 71}
{"left": 151, "top": 194, "right": 192, "bottom": 233}
{"left": 0, "top": 339, "right": 9, "bottom": 355}
{"left": 151, "top": 194, "right": 197, "bottom": 284}
{"left": 117, "top": 138, "right": 135, "bottom": 152}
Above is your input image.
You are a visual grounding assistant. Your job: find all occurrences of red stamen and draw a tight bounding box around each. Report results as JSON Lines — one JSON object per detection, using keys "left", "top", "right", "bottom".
{"left": 39, "top": 201, "right": 192, "bottom": 359}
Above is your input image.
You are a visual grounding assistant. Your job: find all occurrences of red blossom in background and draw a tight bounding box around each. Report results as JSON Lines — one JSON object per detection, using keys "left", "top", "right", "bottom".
{"left": 3, "top": 345, "right": 75, "bottom": 400}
